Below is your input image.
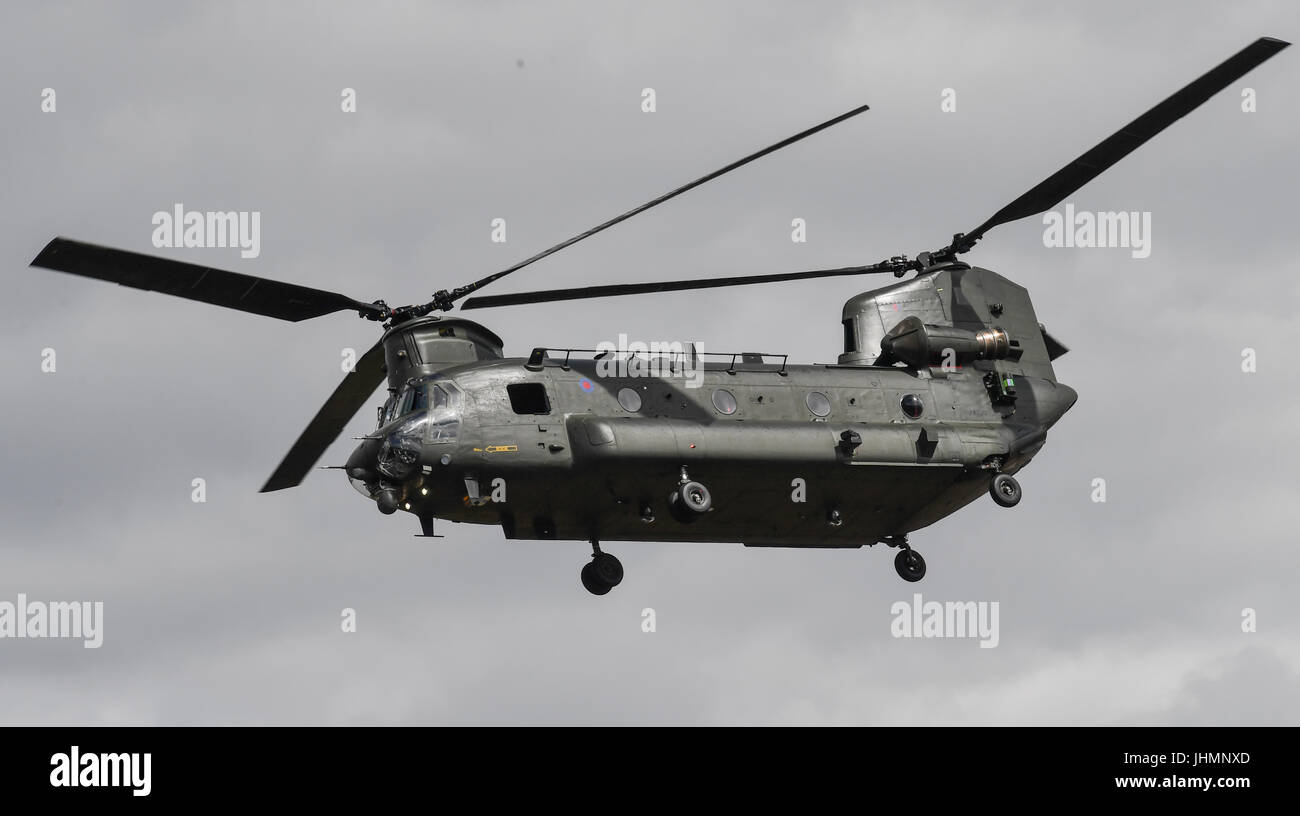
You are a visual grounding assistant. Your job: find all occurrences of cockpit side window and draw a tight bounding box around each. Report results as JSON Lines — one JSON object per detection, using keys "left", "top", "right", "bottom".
{"left": 379, "top": 381, "right": 458, "bottom": 429}
{"left": 379, "top": 394, "right": 398, "bottom": 427}
{"left": 428, "top": 384, "right": 460, "bottom": 442}
{"left": 393, "top": 384, "right": 428, "bottom": 418}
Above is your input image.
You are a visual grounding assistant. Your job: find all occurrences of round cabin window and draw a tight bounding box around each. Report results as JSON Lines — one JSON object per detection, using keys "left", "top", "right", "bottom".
{"left": 712, "top": 389, "right": 738, "bottom": 415}
{"left": 617, "top": 387, "right": 642, "bottom": 412}
{"left": 806, "top": 391, "right": 831, "bottom": 417}
{"left": 901, "top": 393, "right": 924, "bottom": 419}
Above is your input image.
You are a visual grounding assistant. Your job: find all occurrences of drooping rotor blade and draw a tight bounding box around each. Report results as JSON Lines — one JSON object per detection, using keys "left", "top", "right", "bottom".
{"left": 31, "top": 237, "right": 387, "bottom": 321}
{"left": 946, "top": 36, "right": 1290, "bottom": 256}
{"left": 445, "top": 103, "right": 871, "bottom": 305}
{"left": 460, "top": 262, "right": 900, "bottom": 309}
{"left": 261, "top": 340, "right": 388, "bottom": 492}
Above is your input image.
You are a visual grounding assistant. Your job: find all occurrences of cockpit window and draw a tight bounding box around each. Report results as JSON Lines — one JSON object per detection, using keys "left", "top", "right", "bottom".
{"left": 379, "top": 380, "right": 459, "bottom": 431}
{"left": 378, "top": 394, "right": 398, "bottom": 427}
{"left": 428, "top": 383, "right": 459, "bottom": 442}
{"left": 395, "top": 384, "right": 428, "bottom": 418}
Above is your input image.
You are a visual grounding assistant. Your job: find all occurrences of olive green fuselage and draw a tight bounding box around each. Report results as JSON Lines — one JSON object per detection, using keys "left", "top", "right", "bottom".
{"left": 348, "top": 354, "right": 1075, "bottom": 547}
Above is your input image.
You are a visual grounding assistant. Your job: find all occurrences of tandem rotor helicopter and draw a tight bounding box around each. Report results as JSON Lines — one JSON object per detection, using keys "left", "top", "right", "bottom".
{"left": 28, "top": 38, "right": 1287, "bottom": 594}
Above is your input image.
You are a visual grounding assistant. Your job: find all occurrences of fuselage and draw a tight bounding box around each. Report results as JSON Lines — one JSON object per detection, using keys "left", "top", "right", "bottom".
{"left": 345, "top": 354, "right": 1076, "bottom": 547}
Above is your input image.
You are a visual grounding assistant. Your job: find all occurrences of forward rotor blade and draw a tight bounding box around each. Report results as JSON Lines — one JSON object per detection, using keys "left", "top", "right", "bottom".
{"left": 31, "top": 237, "right": 386, "bottom": 321}
{"left": 261, "top": 340, "right": 388, "bottom": 492}
{"left": 950, "top": 36, "right": 1290, "bottom": 254}
{"left": 450, "top": 103, "right": 871, "bottom": 303}
{"left": 460, "top": 263, "right": 896, "bottom": 309}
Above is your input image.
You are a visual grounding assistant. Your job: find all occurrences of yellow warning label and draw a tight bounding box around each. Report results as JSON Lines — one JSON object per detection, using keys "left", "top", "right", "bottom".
{"left": 473, "top": 445, "right": 519, "bottom": 453}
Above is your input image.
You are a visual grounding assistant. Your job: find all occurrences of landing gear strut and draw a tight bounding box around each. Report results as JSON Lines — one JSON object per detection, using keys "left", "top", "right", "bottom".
{"left": 580, "top": 539, "right": 624, "bottom": 596}
{"left": 882, "top": 535, "right": 927, "bottom": 583}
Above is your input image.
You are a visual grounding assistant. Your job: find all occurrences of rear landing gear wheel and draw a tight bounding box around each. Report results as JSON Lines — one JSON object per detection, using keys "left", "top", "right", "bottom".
{"left": 894, "top": 549, "right": 926, "bottom": 582}
{"left": 989, "top": 473, "right": 1022, "bottom": 508}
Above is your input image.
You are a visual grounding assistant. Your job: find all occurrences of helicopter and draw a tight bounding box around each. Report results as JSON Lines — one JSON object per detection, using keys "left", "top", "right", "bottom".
{"left": 27, "top": 37, "right": 1287, "bottom": 595}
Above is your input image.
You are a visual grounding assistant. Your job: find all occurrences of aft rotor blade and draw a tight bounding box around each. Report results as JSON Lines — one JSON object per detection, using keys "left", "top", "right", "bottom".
{"left": 261, "top": 340, "right": 388, "bottom": 492}
{"left": 31, "top": 237, "right": 387, "bottom": 321}
{"left": 460, "top": 263, "right": 896, "bottom": 309}
{"left": 950, "top": 36, "right": 1290, "bottom": 254}
{"left": 450, "top": 103, "right": 871, "bottom": 303}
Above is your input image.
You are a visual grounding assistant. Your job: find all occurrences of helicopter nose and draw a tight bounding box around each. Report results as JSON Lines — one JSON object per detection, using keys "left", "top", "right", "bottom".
{"left": 344, "top": 438, "right": 385, "bottom": 499}
{"left": 345, "top": 438, "right": 381, "bottom": 479}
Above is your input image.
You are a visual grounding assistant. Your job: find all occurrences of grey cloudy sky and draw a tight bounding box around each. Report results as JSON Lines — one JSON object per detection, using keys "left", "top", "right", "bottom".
{"left": 1, "top": 0, "right": 1297, "bottom": 725}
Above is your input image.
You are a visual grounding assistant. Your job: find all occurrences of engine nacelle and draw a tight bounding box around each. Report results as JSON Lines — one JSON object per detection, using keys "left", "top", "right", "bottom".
{"left": 837, "top": 265, "right": 1059, "bottom": 382}
{"left": 878, "top": 316, "right": 1020, "bottom": 369}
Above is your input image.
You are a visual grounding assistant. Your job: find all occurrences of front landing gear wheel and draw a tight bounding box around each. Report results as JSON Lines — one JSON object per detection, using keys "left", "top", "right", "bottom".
{"left": 581, "top": 563, "right": 611, "bottom": 595}
{"left": 581, "top": 540, "right": 623, "bottom": 596}
{"left": 894, "top": 549, "right": 927, "bottom": 582}
{"left": 989, "top": 473, "right": 1022, "bottom": 508}
{"left": 591, "top": 552, "right": 624, "bottom": 588}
